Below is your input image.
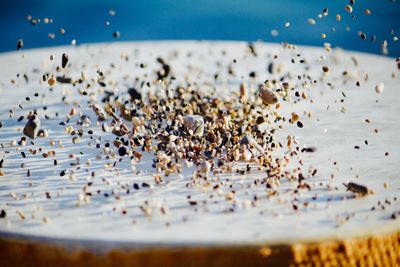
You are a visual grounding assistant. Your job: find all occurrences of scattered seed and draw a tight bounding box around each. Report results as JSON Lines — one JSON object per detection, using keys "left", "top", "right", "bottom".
{"left": 118, "top": 146, "right": 127, "bottom": 157}
{"left": 375, "top": 82, "right": 384, "bottom": 94}
{"left": 344, "top": 182, "right": 373, "bottom": 196}
{"left": 259, "top": 86, "right": 279, "bottom": 105}
{"left": 345, "top": 5, "right": 353, "bottom": 13}
{"left": 113, "top": 31, "right": 120, "bottom": 38}
{"left": 23, "top": 115, "right": 40, "bottom": 139}
{"left": 296, "top": 121, "right": 303, "bottom": 128}
{"left": 48, "top": 76, "right": 56, "bottom": 86}
{"left": 307, "top": 18, "right": 316, "bottom": 25}
{"left": 0, "top": 209, "right": 6, "bottom": 218}
{"left": 62, "top": 53, "right": 69, "bottom": 68}
{"left": 17, "top": 39, "right": 23, "bottom": 50}
{"left": 109, "top": 9, "right": 116, "bottom": 16}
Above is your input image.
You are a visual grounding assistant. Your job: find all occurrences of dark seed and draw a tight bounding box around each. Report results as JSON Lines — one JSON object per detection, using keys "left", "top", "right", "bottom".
{"left": 61, "top": 53, "right": 69, "bottom": 68}
{"left": 56, "top": 76, "right": 72, "bottom": 83}
{"left": 17, "top": 39, "right": 23, "bottom": 50}
{"left": 344, "top": 182, "right": 370, "bottom": 196}
{"left": 128, "top": 87, "right": 142, "bottom": 101}
{"left": 118, "top": 146, "right": 127, "bottom": 156}
{"left": 267, "top": 62, "right": 274, "bottom": 74}
{"left": 113, "top": 31, "right": 120, "bottom": 38}
{"left": 23, "top": 115, "right": 41, "bottom": 139}
{"left": 302, "top": 147, "right": 317, "bottom": 153}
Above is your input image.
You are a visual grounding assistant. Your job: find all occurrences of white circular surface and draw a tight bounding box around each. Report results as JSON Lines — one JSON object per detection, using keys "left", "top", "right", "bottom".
{"left": 0, "top": 41, "right": 399, "bottom": 246}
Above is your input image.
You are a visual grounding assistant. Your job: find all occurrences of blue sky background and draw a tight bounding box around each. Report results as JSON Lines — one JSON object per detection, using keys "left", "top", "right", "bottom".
{"left": 0, "top": 0, "right": 399, "bottom": 56}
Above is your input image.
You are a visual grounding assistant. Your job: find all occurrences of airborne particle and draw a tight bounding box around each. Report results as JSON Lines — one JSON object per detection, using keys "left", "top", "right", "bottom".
{"left": 62, "top": 53, "right": 69, "bottom": 68}
{"left": 118, "top": 146, "right": 127, "bottom": 156}
{"left": 17, "top": 39, "right": 23, "bottom": 50}
{"left": 345, "top": 5, "right": 353, "bottom": 13}
{"left": 307, "top": 18, "right": 316, "bottom": 25}
{"left": 23, "top": 115, "right": 41, "bottom": 139}
{"left": 296, "top": 121, "right": 303, "bottom": 128}
{"left": 375, "top": 82, "right": 384, "bottom": 94}
{"left": 259, "top": 87, "right": 279, "bottom": 105}
{"left": 113, "top": 31, "right": 120, "bottom": 38}
{"left": 109, "top": 9, "right": 116, "bottom": 16}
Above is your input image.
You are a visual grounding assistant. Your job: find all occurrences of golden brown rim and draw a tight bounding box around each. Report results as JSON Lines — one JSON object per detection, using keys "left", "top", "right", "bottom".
{"left": 1, "top": 231, "right": 399, "bottom": 266}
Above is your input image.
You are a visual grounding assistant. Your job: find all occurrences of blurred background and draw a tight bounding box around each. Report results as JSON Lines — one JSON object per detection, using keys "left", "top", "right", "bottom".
{"left": 0, "top": 0, "right": 399, "bottom": 56}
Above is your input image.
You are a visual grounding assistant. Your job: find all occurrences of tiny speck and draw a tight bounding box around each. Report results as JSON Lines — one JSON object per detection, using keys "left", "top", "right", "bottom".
{"left": 297, "top": 121, "right": 303, "bottom": 128}
{"left": 113, "top": 31, "right": 120, "bottom": 39}
{"left": 17, "top": 39, "right": 23, "bottom": 50}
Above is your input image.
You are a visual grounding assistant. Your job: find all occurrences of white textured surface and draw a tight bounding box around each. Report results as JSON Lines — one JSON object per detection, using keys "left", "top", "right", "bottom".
{"left": 0, "top": 41, "right": 399, "bottom": 246}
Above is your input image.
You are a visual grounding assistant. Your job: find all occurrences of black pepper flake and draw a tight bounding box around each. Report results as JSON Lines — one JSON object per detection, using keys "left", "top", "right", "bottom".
{"left": 344, "top": 182, "right": 370, "bottom": 196}
{"left": 61, "top": 53, "right": 69, "bottom": 68}
{"left": 118, "top": 146, "right": 127, "bottom": 156}
{"left": 113, "top": 31, "right": 120, "bottom": 38}
{"left": 0, "top": 209, "right": 6, "bottom": 218}
{"left": 296, "top": 121, "right": 303, "bottom": 128}
{"left": 302, "top": 147, "right": 317, "bottom": 153}
{"left": 17, "top": 39, "right": 23, "bottom": 50}
{"left": 267, "top": 62, "right": 274, "bottom": 74}
{"left": 60, "top": 170, "right": 66, "bottom": 176}
{"left": 391, "top": 211, "right": 400, "bottom": 220}
{"left": 56, "top": 76, "right": 72, "bottom": 84}
{"left": 128, "top": 87, "right": 142, "bottom": 101}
